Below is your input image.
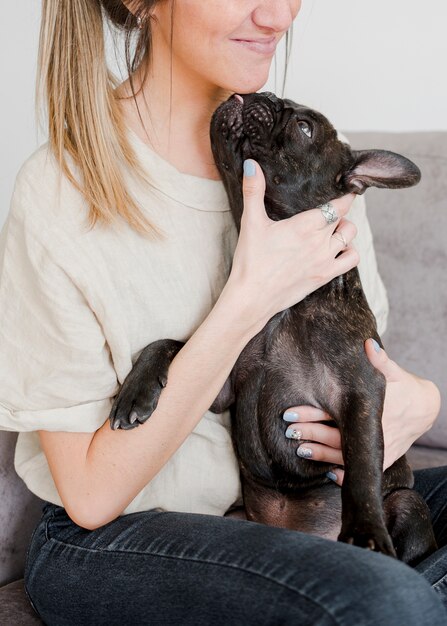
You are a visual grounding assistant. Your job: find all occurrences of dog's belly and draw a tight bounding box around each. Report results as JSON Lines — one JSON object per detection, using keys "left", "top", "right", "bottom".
{"left": 240, "top": 295, "right": 378, "bottom": 484}
{"left": 240, "top": 476, "right": 343, "bottom": 540}
{"left": 233, "top": 363, "right": 344, "bottom": 495}
{"left": 265, "top": 354, "right": 344, "bottom": 416}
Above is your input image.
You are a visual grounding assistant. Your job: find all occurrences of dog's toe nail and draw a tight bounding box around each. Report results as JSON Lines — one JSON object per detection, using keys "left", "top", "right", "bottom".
{"left": 158, "top": 374, "right": 167, "bottom": 388}
{"left": 367, "top": 539, "right": 376, "bottom": 550}
{"left": 129, "top": 410, "right": 138, "bottom": 424}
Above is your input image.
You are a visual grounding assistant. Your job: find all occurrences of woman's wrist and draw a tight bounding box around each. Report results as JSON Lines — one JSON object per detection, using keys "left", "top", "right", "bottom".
{"left": 419, "top": 378, "right": 442, "bottom": 435}
{"left": 217, "top": 274, "right": 270, "bottom": 341}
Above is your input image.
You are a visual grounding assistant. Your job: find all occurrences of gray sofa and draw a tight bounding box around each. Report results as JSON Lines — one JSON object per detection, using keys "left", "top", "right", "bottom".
{"left": 1, "top": 131, "right": 446, "bottom": 624}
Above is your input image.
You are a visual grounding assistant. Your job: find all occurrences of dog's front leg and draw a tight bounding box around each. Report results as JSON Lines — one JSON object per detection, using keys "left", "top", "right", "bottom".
{"left": 109, "top": 339, "right": 235, "bottom": 430}
{"left": 109, "top": 339, "right": 184, "bottom": 430}
{"left": 337, "top": 384, "right": 396, "bottom": 558}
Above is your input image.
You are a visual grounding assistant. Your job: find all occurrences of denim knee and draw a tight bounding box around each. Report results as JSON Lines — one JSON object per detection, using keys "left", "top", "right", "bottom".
{"left": 298, "top": 543, "right": 446, "bottom": 626}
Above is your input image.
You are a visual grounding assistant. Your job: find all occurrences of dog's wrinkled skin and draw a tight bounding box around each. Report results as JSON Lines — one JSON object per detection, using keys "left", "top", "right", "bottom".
{"left": 109, "top": 92, "right": 437, "bottom": 566}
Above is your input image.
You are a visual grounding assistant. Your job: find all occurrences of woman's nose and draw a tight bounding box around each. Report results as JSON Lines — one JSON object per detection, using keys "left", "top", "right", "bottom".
{"left": 252, "top": 0, "right": 301, "bottom": 34}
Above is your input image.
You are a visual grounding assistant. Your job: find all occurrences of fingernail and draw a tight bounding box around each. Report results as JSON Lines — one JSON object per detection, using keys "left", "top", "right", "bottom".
{"left": 243, "top": 159, "right": 256, "bottom": 177}
{"left": 285, "top": 426, "right": 302, "bottom": 440}
{"left": 297, "top": 446, "right": 312, "bottom": 459}
{"left": 371, "top": 339, "right": 381, "bottom": 353}
{"left": 326, "top": 471, "right": 338, "bottom": 482}
{"left": 283, "top": 410, "right": 299, "bottom": 422}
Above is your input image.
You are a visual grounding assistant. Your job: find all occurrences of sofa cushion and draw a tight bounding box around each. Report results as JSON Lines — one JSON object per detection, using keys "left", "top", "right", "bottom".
{"left": 0, "top": 432, "right": 44, "bottom": 586}
{"left": 0, "top": 579, "right": 43, "bottom": 625}
{"left": 346, "top": 132, "right": 447, "bottom": 449}
{"left": 407, "top": 445, "right": 447, "bottom": 470}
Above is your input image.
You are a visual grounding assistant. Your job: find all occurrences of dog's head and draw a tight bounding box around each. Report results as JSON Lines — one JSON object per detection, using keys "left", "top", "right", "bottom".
{"left": 210, "top": 92, "right": 421, "bottom": 229}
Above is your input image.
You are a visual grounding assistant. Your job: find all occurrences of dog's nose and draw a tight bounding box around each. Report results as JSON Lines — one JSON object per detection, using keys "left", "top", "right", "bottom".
{"left": 234, "top": 94, "right": 244, "bottom": 104}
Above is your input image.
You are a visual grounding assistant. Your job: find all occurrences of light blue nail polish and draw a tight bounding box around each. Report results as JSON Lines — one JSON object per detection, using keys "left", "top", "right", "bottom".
{"left": 285, "top": 426, "right": 302, "bottom": 440}
{"left": 243, "top": 159, "right": 256, "bottom": 177}
{"left": 297, "top": 446, "right": 312, "bottom": 459}
{"left": 372, "top": 339, "right": 381, "bottom": 353}
{"left": 326, "top": 471, "right": 337, "bottom": 482}
{"left": 283, "top": 411, "right": 299, "bottom": 422}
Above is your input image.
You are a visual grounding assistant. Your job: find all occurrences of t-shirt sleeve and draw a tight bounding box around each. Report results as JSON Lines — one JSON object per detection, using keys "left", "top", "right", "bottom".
{"left": 346, "top": 192, "right": 389, "bottom": 336}
{"left": 0, "top": 166, "right": 119, "bottom": 433}
{"left": 336, "top": 131, "right": 389, "bottom": 336}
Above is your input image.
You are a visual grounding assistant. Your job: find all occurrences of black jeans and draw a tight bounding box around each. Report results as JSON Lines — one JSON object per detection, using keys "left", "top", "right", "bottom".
{"left": 24, "top": 467, "right": 447, "bottom": 625}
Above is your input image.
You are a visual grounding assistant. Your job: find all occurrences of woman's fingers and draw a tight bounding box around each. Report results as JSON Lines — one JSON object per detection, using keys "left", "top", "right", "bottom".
{"left": 240, "top": 159, "right": 269, "bottom": 229}
{"left": 295, "top": 442, "right": 344, "bottom": 465}
{"left": 284, "top": 422, "right": 341, "bottom": 449}
{"left": 330, "top": 218, "right": 358, "bottom": 254}
{"left": 296, "top": 193, "right": 357, "bottom": 231}
{"left": 283, "top": 406, "right": 344, "bottom": 484}
{"left": 283, "top": 406, "right": 334, "bottom": 422}
{"left": 326, "top": 468, "right": 345, "bottom": 486}
{"left": 332, "top": 246, "right": 360, "bottom": 277}
{"left": 364, "top": 338, "right": 403, "bottom": 382}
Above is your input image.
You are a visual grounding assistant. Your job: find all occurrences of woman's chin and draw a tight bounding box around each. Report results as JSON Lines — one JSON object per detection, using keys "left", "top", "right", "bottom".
{"left": 224, "top": 73, "right": 272, "bottom": 96}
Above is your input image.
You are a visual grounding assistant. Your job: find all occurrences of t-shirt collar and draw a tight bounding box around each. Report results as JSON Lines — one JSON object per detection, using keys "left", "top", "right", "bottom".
{"left": 126, "top": 126, "right": 231, "bottom": 212}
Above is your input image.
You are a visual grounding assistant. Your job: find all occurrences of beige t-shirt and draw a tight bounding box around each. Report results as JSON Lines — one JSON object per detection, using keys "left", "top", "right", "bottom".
{"left": 0, "top": 128, "right": 389, "bottom": 516}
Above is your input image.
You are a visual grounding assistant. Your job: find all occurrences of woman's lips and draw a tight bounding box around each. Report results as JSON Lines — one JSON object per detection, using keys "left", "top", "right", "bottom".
{"left": 231, "top": 37, "right": 277, "bottom": 55}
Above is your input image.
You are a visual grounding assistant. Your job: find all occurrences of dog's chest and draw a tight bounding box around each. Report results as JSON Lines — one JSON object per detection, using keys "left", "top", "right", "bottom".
{"left": 259, "top": 273, "right": 378, "bottom": 408}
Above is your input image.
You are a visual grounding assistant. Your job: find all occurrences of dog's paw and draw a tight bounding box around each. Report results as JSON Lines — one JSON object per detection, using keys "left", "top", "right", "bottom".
{"left": 338, "top": 525, "right": 396, "bottom": 558}
{"left": 108, "top": 339, "right": 183, "bottom": 431}
{"left": 109, "top": 368, "right": 165, "bottom": 431}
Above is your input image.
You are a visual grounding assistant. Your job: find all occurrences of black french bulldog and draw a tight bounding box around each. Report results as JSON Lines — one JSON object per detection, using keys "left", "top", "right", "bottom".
{"left": 109, "top": 92, "right": 437, "bottom": 566}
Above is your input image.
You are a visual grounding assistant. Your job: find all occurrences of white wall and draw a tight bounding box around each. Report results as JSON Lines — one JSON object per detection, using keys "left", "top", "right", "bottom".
{"left": 1, "top": 0, "right": 446, "bottom": 226}
{"left": 268, "top": 0, "right": 447, "bottom": 133}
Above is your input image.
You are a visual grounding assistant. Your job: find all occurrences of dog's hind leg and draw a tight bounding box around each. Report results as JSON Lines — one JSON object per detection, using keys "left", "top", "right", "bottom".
{"left": 336, "top": 385, "right": 397, "bottom": 557}
{"left": 383, "top": 488, "right": 438, "bottom": 566}
{"left": 382, "top": 457, "right": 437, "bottom": 566}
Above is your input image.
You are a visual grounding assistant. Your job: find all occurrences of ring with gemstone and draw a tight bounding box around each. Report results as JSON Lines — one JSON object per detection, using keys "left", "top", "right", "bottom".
{"left": 319, "top": 202, "right": 338, "bottom": 225}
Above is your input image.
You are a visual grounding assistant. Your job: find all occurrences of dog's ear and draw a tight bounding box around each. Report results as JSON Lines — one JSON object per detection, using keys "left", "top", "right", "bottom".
{"left": 343, "top": 150, "right": 421, "bottom": 194}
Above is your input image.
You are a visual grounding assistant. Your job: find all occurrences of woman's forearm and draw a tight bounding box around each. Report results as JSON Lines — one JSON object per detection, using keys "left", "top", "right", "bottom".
{"left": 74, "top": 280, "right": 263, "bottom": 528}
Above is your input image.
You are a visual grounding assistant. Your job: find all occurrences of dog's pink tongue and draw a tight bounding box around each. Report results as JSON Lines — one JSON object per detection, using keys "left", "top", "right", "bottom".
{"left": 234, "top": 94, "right": 244, "bottom": 104}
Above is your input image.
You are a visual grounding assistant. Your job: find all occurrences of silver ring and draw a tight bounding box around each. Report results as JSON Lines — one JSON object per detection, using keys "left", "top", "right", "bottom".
{"left": 319, "top": 202, "right": 338, "bottom": 225}
{"left": 333, "top": 230, "right": 348, "bottom": 248}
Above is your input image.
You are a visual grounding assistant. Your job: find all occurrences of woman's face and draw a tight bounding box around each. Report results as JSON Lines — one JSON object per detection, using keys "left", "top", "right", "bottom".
{"left": 151, "top": 0, "right": 301, "bottom": 94}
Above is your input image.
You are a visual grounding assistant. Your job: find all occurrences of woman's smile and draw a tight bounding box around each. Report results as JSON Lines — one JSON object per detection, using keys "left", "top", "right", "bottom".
{"left": 230, "top": 36, "right": 278, "bottom": 56}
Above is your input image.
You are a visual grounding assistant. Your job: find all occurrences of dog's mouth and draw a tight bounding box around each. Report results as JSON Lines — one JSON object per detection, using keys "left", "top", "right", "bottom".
{"left": 211, "top": 94, "right": 245, "bottom": 147}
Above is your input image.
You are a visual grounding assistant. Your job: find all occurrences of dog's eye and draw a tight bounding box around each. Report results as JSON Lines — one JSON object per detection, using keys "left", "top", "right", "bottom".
{"left": 297, "top": 121, "right": 312, "bottom": 139}
{"left": 273, "top": 175, "right": 281, "bottom": 185}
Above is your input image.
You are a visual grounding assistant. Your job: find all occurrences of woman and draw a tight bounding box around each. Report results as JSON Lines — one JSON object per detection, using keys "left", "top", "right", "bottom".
{"left": 1, "top": 1, "right": 446, "bottom": 623}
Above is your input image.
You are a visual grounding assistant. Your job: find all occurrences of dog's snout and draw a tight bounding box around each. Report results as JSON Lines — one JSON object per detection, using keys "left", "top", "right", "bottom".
{"left": 245, "top": 102, "right": 275, "bottom": 138}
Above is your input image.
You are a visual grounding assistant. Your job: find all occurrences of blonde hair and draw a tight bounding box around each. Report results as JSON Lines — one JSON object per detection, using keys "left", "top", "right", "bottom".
{"left": 36, "top": 0, "right": 163, "bottom": 238}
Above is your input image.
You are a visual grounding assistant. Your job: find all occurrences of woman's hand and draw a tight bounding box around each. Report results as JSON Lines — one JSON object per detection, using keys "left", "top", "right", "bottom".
{"left": 226, "top": 159, "right": 358, "bottom": 332}
{"left": 283, "top": 339, "right": 441, "bottom": 485}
